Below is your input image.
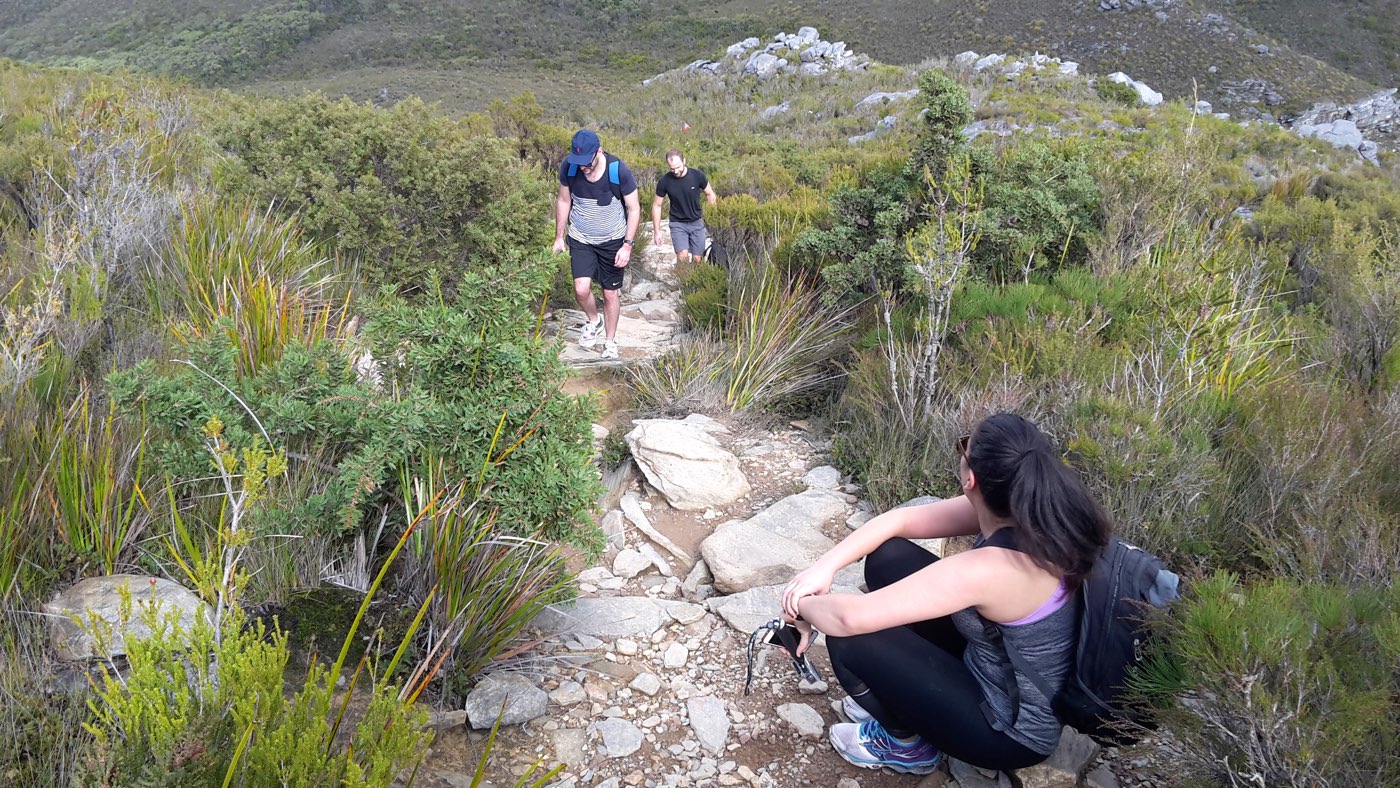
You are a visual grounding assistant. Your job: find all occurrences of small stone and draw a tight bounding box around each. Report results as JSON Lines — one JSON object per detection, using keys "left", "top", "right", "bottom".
{"left": 630, "top": 672, "right": 663, "bottom": 696}
{"left": 1085, "top": 766, "right": 1120, "bottom": 788}
{"left": 797, "top": 679, "right": 828, "bottom": 695}
{"left": 687, "top": 695, "right": 731, "bottom": 753}
{"left": 801, "top": 465, "right": 842, "bottom": 489}
{"left": 550, "top": 681, "right": 587, "bottom": 706}
{"left": 592, "top": 718, "right": 645, "bottom": 758}
{"left": 463, "top": 673, "right": 548, "bottom": 729}
{"left": 614, "top": 549, "right": 653, "bottom": 579}
{"left": 663, "top": 642, "right": 689, "bottom": 668}
{"left": 616, "top": 638, "right": 640, "bottom": 656}
{"left": 600, "top": 510, "right": 626, "bottom": 550}
{"left": 775, "top": 703, "right": 824, "bottom": 739}
{"left": 428, "top": 709, "right": 467, "bottom": 729}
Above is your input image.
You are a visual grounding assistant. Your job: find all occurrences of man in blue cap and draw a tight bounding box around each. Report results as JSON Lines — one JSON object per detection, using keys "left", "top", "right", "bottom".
{"left": 552, "top": 129, "right": 640, "bottom": 360}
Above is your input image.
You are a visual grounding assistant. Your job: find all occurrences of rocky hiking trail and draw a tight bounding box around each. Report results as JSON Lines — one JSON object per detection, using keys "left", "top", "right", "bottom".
{"left": 410, "top": 237, "right": 1178, "bottom": 788}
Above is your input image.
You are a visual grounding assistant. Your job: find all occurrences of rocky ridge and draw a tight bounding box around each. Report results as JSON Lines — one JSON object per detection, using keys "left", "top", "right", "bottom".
{"left": 643, "top": 27, "right": 869, "bottom": 86}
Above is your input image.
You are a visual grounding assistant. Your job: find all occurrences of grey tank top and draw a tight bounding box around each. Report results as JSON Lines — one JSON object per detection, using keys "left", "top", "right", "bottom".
{"left": 949, "top": 546, "right": 1078, "bottom": 755}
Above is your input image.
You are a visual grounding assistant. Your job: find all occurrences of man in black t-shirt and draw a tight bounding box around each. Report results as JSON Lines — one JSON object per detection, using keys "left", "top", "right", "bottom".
{"left": 553, "top": 129, "right": 640, "bottom": 360}
{"left": 651, "top": 149, "right": 718, "bottom": 266}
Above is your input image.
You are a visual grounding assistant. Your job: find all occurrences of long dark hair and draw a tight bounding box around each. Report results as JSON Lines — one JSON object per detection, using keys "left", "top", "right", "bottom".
{"left": 967, "top": 413, "right": 1111, "bottom": 583}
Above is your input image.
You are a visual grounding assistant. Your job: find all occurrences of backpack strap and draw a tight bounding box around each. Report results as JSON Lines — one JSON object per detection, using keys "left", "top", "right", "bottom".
{"left": 975, "top": 527, "right": 1060, "bottom": 731}
{"left": 567, "top": 156, "right": 626, "bottom": 203}
{"left": 608, "top": 156, "right": 624, "bottom": 203}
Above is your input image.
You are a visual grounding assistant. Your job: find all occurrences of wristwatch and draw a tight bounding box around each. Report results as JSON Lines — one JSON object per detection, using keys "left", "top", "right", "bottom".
{"left": 622, "top": 238, "right": 635, "bottom": 246}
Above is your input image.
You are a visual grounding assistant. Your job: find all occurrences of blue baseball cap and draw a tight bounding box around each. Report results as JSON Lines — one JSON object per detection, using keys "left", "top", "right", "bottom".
{"left": 566, "top": 129, "right": 601, "bottom": 166}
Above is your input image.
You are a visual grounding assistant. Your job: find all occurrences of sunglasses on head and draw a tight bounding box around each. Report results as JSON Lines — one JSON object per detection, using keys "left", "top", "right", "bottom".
{"left": 956, "top": 433, "right": 970, "bottom": 459}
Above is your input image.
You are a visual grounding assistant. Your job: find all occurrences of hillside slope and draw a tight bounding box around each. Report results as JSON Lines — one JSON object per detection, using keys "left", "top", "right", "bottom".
{"left": 0, "top": 0, "right": 1387, "bottom": 114}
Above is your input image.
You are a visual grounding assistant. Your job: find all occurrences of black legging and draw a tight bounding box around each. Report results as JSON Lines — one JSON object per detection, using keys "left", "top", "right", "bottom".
{"left": 825, "top": 538, "right": 1045, "bottom": 770}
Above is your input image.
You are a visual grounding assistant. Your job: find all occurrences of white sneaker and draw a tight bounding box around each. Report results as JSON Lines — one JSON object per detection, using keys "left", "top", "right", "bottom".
{"left": 600, "top": 340, "right": 620, "bottom": 359}
{"left": 578, "top": 315, "right": 603, "bottom": 349}
{"left": 840, "top": 695, "right": 875, "bottom": 724}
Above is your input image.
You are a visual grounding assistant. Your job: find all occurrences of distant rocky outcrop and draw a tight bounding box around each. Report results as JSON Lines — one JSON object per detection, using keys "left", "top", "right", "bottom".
{"left": 1106, "top": 71, "right": 1164, "bottom": 106}
{"left": 643, "top": 27, "right": 869, "bottom": 86}
{"left": 952, "top": 51, "right": 1081, "bottom": 79}
{"left": 1286, "top": 88, "right": 1398, "bottom": 165}
{"left": 1098, "top": 0, "right": 1175, "bottom": 10}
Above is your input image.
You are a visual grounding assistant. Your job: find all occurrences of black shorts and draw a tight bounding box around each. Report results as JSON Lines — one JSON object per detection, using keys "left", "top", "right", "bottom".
{"left": 568, "top": 236, "right": 625, "bottom": 291}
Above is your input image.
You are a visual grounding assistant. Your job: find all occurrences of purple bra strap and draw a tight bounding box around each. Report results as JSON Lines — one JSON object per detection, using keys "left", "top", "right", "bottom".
{"left": 1003, "top": 578, "right": 1070, "bottom": 627}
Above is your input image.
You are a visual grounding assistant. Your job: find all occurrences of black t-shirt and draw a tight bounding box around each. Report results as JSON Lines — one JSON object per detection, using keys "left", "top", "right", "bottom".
{"left": 655, "top": 168, "right": 709, "bottom": 223}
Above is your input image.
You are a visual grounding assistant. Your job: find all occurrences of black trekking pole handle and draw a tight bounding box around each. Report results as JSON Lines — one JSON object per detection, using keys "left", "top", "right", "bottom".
{"left": 744, "top": 618, "right": 820, "bottom": 696}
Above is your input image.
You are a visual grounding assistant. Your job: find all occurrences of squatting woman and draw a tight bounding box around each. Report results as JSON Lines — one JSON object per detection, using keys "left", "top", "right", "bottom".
{"left": 781, "top": 413, "right": 1110, "bottom": 774}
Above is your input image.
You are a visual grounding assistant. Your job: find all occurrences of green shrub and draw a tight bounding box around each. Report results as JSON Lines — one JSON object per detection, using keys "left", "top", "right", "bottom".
{"left": 907, "top": 69, "right": 972, "bottom": 180}
{"left": 972, "top": 138, "right": 1102, "bottom": 281}
{"left": 110, "top": 285, "right": 603, "bottom": 553}
{"left": 214, "top": 94, "right": 551, "bottom": 299}
{"left": 149, "top": 200, "right": 346, "bottom": 379}
{"left": 0, "top": 611, "right": 93, "bottom": 785}
{"left": 80, "top": 574, "right": 432, "bottom": 785}
{"left": 395, "top": 469, "right": 573, "bottom": 699}
{"left": 789, "top": 167, "right": 917, "bottom": 303}
{"left": 680, "top": 261, "right": 729, "bottom": 331}
{"left": 1095, "top": 79, "right": 1141, "bottom": 106}
{"left": 632, "top": 267, "right": 855, "bottom": 416}
{"left": 1151, "top": 573, "right": 1400, "bottom": 787}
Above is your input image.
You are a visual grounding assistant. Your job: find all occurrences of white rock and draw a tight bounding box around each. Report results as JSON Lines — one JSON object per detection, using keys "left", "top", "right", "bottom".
{"left": 464, "top": 673, "right": 548, "bottom": 729}
{"left": 533, "top": 597, "right": 673, "bottom": 639}
{"left": 854, "top": 89, "right": 920, "bottom": 112}
{"left": 550, "top": 680, "right": 587, "bottom": 706}
{"left": 630, "top": 672, "right": 664, "bottom": 696}
{"left": 1107, "top": 72, "right": 1163, "bottom": 106}
{"left": 700, "top": 490, "right": 847, "bottom": 593}
{"left": 592, "top": 718, "right": 645, "bottom": 758}
{"left": 626, "top": 420, "right": 750, "bottom": 510}
{"left": 687, "top": 695, "right": 731, "bottom": 753}
{"left": 973, "top": 54, "right": 1007, "bottom": 72}
{"left": 802, "top": 465, "right": 842, "bottom": 488}
{"left": 953, "top": 51, "right": 981, "bottom": 69}
{"left": 613, "top": 549, "right": 653, "bottom": 579}
{"left": 776, "top": 703, "right": 825, "bottom": 739}
{"left": 663, "top": 642, "right": 690, "bottom": 668}
{"left": 600, "top": 509, "right": 626, "bottom": 550}
{"left": 663, "top": 599, "right": 709, "bottom": 625}
{"left": 846, "top": 511, "right": 874, "bottom": 530}
{"left": 637, "top": 543, "right": 674, "bottom": 577}
{"left": 44, "top": 575, "right": 211, "bottom": 661}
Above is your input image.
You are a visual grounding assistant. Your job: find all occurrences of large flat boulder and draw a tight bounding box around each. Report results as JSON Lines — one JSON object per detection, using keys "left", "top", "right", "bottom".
{"left": 532, "top": 597, "right": 674, "bottom": 639}
{"left": 626, "top": 420, "right": 750, "bottom": 510}
{"left": 702, "top": 521, "right": 832, "bottom": 594}
{"left": 43, "top": 575, "right": 210, "bottom": 661}
{"left": 708, "top": 579, "right": 862, "bottom": 634}
{"left": 700, "top": 490, "right": 849, "bottom": 593}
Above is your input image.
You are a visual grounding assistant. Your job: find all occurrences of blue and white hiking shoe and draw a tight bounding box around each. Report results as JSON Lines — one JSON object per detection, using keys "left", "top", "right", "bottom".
{"left": 828, "top": 719, "right": 943, "bottom": 775}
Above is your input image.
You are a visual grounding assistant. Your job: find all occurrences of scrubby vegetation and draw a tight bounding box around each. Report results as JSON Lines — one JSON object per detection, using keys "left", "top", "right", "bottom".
{"left": 622, "top": 62, "right": 1399, "bottom": 786}
{"left": 0, "top": 59, "right": 594, "bottom": 784}
{"left": 1, "top": 18, "right": 1397, "bottom": 783}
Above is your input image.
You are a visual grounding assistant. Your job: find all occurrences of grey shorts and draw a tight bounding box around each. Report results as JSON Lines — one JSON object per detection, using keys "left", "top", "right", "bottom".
{"left": 669, "top": 219, "right": 708, "bottom": 257}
